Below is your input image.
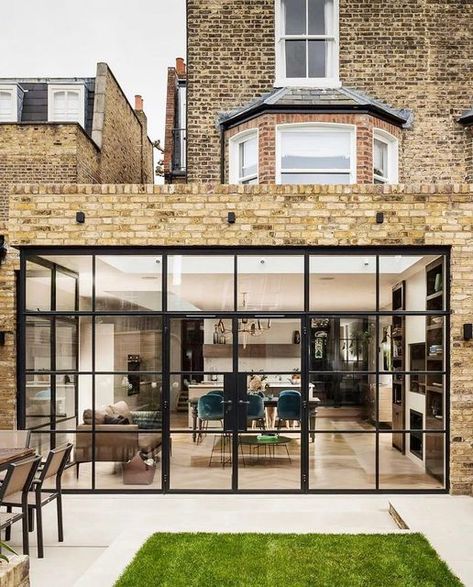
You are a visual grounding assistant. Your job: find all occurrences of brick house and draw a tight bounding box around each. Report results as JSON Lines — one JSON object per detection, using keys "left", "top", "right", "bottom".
{"left": 0, "top": 62, "right": 154, "bottom": 219}
{"left": 2, "top": 2, "right": 473, "bottom": 496}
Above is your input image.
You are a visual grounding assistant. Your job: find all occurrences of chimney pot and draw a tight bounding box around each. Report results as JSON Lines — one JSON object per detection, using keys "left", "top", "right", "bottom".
{"left": 176, "top": 57, "right": 186, "bottom": 76}
{"left": 134, "top": 95, "right": 144, "bottom": 111}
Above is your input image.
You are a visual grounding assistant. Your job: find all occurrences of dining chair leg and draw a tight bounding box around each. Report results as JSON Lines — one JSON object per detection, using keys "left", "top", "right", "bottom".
{"left": 57, "top": 493, "right": 64, "bottom": 542}
{"left": 36, "top": 501, "right": 44, "bottom": 558}
{"left": 28, "top": 507, "right": 34, "bottom": 532}
{"left": 22, "top": 509, "right": 29, "bottom": 556}
{"left": 5, "top": 506, "right": 12, "bottom": 541}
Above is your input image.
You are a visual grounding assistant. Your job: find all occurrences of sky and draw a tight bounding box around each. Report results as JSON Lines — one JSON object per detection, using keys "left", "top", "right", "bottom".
{"left": 0, "top": 0, "right": 187, "bottom": 171}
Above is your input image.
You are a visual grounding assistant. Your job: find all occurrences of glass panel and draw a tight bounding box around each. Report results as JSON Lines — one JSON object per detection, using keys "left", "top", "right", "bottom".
{"left": 374, "top": 138, "right": 388, "bottom": 179}
{"left": 238, "top": 319, "right": 302, "bottom": 372}
{"left": 170, "top": 318, "right": 233, "bottom": 374}
{"left": 55, "top": 374, "right": 81, "bottom": 424}
{"left": 379, "top": 432, "right": 445, "bottom": 489}
{"left": 238, "top": 432, "right": 301, "bottom": 490}
{"left": 308, "top": 40, "right": 327, "bottom": 77}
{"left": 309, "top": 317, "right": 376, "bottom": 371}
{"left": 283, "top": 0, "right": 306, "bottom": 34}
{"left": 26, "top": 316, "right": 51, "bottom": 371}
{"left": 55, "top": 317, "right": 78, "bottom": 371}
{"left": 310, "top": 256, "right": 376, "bottom": 311}
{"left": 170, "top": 372, "right": 231, "bottom": 432}
{"left": 285, "top": 40, "right": 306, "bottom": 78}
{"left": 94, "top": 433, "right": 162, "bottom": 490}
{"left": 25, "top": 374, "right": 51, "bottom": 430}
{"left": 26, "top": 260, "right": 51, "bottom": 311}
{"left": 281, "top": 172, "right": 351, "bottom": 185}
{"left": 95, "top": 374, "right": 162, "bottom": 414}
{"left": 96, "top": 255, "right": 162, "bottom": 311}
{"left": 239, "top": 135, "right": 257, "bottom": 180}
{"left": 0, "top": 91, "right": 13, "bottom": 118}
{"left": 309, "top": 433, "right": 375, "bottom": 489}
{"left": 379, "top": 316, "right": 445, "bottom": 373}
{"left": 56, "top": 272, "right": 77, "bottom": 311}
{"left": 94, "top": 316, "right": 162, "bottom": 372}
{"left": 310, "top": 374, "right": 374, "bottom": 424}
{"left": 281, "top": 130, "right": 351, "bottom": 171}
{"left": 167, "top": 255, "right": 234, "bottom": 311}
{"left": 237, "top": 255, "right": 304, "bottom": 311}
{"left": 239, "top": 373, "right": 305, "bottom": 432}
{"left": 41, "top": 255, "right": 93, "bottom": 311}
{"left": 379, "top": 254, "right": 445, "bottom": 311}
{"left": 170, "top": 433, "right": 232, "bottom": 489}
{"left": 308, "top": 0, "right": 332, "bottom": 34}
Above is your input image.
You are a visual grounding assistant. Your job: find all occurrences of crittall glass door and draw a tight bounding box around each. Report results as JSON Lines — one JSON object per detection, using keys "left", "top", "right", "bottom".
{"left": 20, "top": 248, "right": 450, "bottom": 493}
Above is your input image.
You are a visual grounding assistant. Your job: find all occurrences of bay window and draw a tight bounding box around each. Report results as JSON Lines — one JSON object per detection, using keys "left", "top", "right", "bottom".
{"left": 373, "top": 129, "right": 399, "bottom": 184}
{"left": 276, "top": 0, "right": 339, "bottom": 87}
{"left": 48, "top": 84, "right": 85, "bottom": 127}
{"left": 230, "top": 130, "right": 259, "bottom": 184}
{"left": 277, "top": 124, "right": 356, "bottom": 184}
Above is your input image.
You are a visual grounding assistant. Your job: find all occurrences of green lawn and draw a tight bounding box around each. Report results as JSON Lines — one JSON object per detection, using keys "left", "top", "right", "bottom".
{"left": 115, "top": 533, "right": 462, "bottom": 587}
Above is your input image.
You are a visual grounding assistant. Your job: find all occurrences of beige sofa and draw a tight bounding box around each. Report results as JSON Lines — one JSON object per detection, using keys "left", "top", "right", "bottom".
{"left": 75, "top": 401, "right": 162, "bottom": 466}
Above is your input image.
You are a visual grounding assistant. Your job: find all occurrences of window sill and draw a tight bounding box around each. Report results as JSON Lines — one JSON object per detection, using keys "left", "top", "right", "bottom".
{"left": 274, "top": 77, "right": 342, "bottom": 89}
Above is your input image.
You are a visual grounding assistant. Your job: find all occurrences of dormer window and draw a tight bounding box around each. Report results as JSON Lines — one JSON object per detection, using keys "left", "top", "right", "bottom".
{"left": 276, "top": 0, "right": 340, "bottom": 88}
{"left": 48, "top": 84, "right": 85, "bottom": 127}
{"left": 0, "top": 85, "right": 19, "bottom": 122}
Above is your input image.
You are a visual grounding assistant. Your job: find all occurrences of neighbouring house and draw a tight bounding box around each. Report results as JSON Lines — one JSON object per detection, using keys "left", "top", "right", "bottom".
{"left": 1, "top": 2, "right": 473, "bottom": 497}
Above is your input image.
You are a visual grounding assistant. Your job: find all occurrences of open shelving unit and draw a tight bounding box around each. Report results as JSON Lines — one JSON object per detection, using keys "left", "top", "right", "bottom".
{"left": 425, "top": 258, "right": 445, "bottom": 483}
{"left": 391, "top": 281, "right": 406, "bottom": 453}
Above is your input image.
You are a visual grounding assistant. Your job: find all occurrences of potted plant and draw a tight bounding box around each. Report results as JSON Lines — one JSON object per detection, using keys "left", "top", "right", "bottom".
{"left": 0, "top": 542, "right": 29, "bottom": 587}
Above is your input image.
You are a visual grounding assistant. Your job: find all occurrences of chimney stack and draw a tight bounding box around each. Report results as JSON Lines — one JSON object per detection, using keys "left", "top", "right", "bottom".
{"left": 134, "top": 94, "right": 144, "bottom": 111}
{"left": 176, "top": 57, "right": 186, "bottom": 77}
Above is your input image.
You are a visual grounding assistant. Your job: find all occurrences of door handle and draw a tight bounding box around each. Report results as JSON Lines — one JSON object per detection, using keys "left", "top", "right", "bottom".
{"left": 221, "top": 400, "right": 233, "bottom": 405}
{"left": 238, "top": 400, "right": 250, "bottom": 405}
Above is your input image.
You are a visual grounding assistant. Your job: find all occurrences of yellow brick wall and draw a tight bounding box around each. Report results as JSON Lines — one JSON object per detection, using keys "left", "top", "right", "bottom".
{"left": 4, "top": 183, "right": 473, "bottom": 494}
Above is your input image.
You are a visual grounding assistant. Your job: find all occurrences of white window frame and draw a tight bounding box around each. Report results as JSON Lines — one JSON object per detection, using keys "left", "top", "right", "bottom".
{"left": 229, "top": 129, "right": 259, "bottom": 184}
{"left": 276, "top": 122, "right": 357, "bottom": 185}
{"left": 274, "top": 0, "right": 340, "bottom": 88}
{"left": 373, "top": 129, "right": 399, "bottom": 184}
{"left": 48, "top": 84, "right": 85, "bottom": 127}
{"left": 0, "top": 85, "right": 18, "bottom": 122}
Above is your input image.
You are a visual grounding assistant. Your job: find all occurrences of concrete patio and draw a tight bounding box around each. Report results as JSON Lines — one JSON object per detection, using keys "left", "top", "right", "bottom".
{"left": 5, "top": 494, "right": 472, "bottom": 586}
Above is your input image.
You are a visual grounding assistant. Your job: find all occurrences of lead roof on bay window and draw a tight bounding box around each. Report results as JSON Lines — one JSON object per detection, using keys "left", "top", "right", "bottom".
{"left": 219, "top": 86, "right": 412, "bottom": 129}
{"left": 458, "top": 108, "right": 473, "bottom": 126}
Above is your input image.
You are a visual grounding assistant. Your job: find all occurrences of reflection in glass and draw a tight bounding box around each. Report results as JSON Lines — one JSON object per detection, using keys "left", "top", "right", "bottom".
{"left": 26, "top": 317, "right": 51, "bottom": 371}
{"left": 55, "top": 317, "right": 78, "bottom": 371}
{"left": 25, "top": 374, "right": 51, "bottom": 430}
{"left": 310, "top": 373, "right": 372, "bottom": 415}
{"left": 310, "top": 316, "right": 376, "bottom": 371}
{"left": 40, "top": 255, "right": 92, "bottom": 311}
{"left": 94, "top": 316, "right": 162, "bottom": 372}
{"left": 26, "top": 260, "right": 51, "bottom": 311}
{"left": 167, "top": 256, "right": 234, "bottom": 311}
{"left": 309, "top": 433, "right": 375, "bottom": 489}
{"left": 310, "top": 256, "right": 376, "bottom": 311}
{"left": 56, "top": 272, "right": 77, "bottom": 311}
{"left": 238, "top": 256, "right": 304, "bottom": 311}
{"left": 96, "top": 255, "right": 162, "bottom": 311}
{"left": 283, "top": 0, "right": 306, "bottom": 34}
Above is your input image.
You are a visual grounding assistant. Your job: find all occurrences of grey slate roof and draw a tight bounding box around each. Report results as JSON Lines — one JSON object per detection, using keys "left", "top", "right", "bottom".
{"left": 458, "top": 108, "right": 473, "bottom": 125}
{"left": 218, "top": 86, "right": 413, "bottom": 128}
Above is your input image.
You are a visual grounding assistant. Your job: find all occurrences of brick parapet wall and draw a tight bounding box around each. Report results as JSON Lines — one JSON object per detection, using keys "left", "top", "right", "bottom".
{"left": 187, "top": 0, "right": 473, "bottom": 184}
{"left": 224, "top": 113, "right": 401, "bottom": 184}
{"left": 0, "top": 123, "right": 100, "bottom": 220}
{"left": 3, "top": 182, "right": 473, "bottom": 494}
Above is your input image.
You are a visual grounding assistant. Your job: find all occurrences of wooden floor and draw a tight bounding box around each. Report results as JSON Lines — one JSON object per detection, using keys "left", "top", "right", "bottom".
{"left": 54, "top": 414, "right": 443, "bottom": 492}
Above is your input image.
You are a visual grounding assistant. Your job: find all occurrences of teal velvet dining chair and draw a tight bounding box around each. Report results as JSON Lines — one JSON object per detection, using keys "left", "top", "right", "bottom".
{"left": 276, "top": 390, "right": 301, "bottom": 430}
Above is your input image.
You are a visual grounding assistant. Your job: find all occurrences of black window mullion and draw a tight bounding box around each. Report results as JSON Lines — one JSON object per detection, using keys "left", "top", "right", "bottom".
{"left": 91, "top": 255, "right": 96, "bottom": 491}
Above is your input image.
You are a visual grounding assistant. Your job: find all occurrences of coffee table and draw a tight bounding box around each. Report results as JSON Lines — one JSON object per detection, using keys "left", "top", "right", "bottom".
{"left": 238, "top": 434, "right": 293, "bottom": 464}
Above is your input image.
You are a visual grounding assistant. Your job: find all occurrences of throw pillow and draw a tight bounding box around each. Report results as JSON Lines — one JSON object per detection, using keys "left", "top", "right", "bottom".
{"left": 103, "top": 415, "right": 130, "bottom": 425}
